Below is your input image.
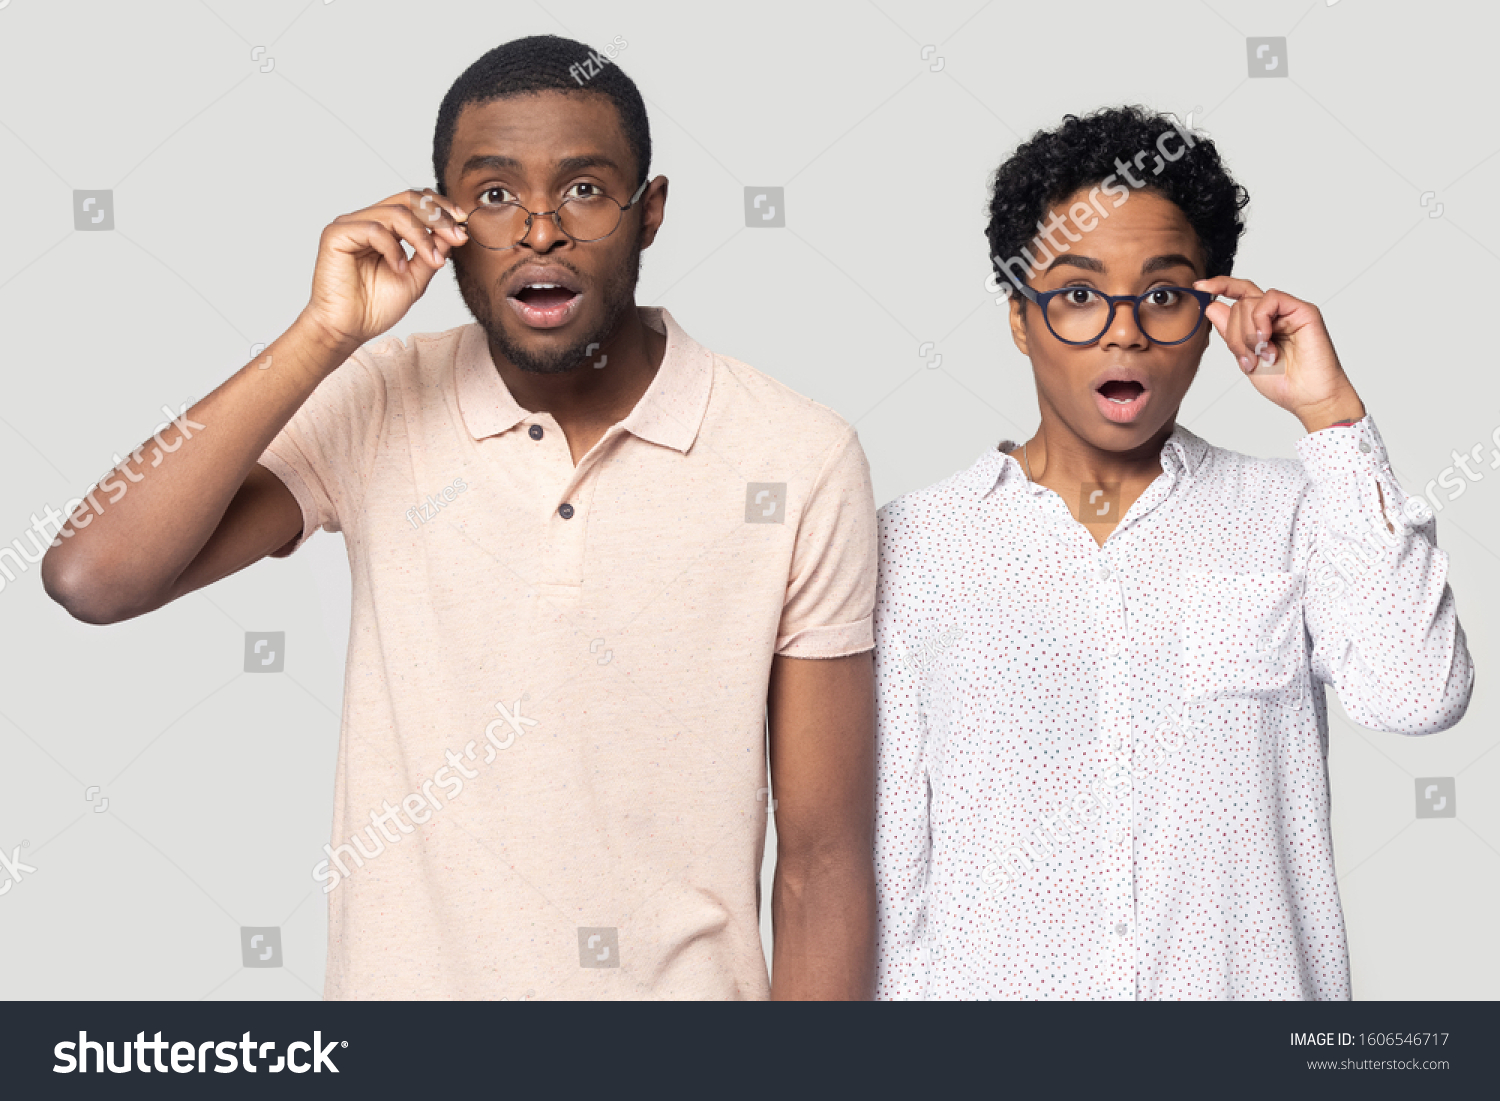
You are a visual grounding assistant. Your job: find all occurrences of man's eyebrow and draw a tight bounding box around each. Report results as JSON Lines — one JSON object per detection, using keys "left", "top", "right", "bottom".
{"left": 1141, "top": 253, "right": 1200, "bottom": 275}
{"left": 1045, "top": 254, "right": 1106, "bottom": 273}
{"left": 457, "top": 153, "right": 622, "bottom": 181}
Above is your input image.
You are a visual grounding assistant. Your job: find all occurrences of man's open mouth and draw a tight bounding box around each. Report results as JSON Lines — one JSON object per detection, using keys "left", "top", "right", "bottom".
{"left": 506, "top": 280, "right": 583, "bottom": 329}
{"left": 513, "top": 284, "right": 578, "bottom": 310}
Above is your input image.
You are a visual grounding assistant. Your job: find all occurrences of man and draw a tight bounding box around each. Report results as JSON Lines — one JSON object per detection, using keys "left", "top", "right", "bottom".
{"left": 873, "top": 106, "right": 1471, "bottom": 999}
{"left": 43, "top": 35, "right": 877, "bottom": 1000}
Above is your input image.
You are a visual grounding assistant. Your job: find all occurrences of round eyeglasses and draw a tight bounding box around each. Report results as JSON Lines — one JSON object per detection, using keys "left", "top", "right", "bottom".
{"left": 1016, "top": 283, "right": 1214, "bottom": 346}
{"left": 458, "top": 178, "right": 650, "bottom": 251}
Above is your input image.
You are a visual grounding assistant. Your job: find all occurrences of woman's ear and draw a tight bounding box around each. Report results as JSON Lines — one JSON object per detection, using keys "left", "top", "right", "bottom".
{"left": 1008, "top": 294, "right": 1030, "bottom": 357}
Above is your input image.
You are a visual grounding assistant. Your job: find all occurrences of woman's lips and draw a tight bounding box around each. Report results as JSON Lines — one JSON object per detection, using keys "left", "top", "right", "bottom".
{"left": 1094, "top": 380, "right": 1150, "bottom": 424}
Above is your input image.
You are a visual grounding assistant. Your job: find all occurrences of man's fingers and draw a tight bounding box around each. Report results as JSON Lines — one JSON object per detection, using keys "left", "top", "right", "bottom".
{"left": 336, "top": 220, "right": 408, "bottom": 275}
{"left": 407, "top": 188, "right": 469, "bottom": 246}
{"left": 384, "top": 205, "right": 451, "bottom": 267}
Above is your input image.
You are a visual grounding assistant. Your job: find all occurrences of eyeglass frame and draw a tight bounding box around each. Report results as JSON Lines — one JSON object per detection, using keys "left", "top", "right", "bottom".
{"left": 1013, "top": 282, "right": 1215, "bottom": 347}
{"left": 457, "top": 177, "right": 651, "bottom": 250}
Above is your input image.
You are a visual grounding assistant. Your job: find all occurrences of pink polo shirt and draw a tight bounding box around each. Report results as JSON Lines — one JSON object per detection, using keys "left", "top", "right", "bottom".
{"left": 258, "top": 306, "right": 876, "bottom": 999}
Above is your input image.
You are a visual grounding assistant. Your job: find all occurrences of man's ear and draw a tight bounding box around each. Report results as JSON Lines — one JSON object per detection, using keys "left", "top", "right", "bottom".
{"left": 1008, "top": 293, "right": 1030, "bottom": 357}
{"left": 638, "top": 176, "right": 668, "bottom": 250}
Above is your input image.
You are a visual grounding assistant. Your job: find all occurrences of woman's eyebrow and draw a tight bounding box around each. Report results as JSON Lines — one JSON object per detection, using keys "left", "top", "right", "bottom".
{"left": 1141, "top": 253, "right": 1199, "bottom": 274}
{"left": 1046, "top": 254, "right": 1106, "bottom": 273}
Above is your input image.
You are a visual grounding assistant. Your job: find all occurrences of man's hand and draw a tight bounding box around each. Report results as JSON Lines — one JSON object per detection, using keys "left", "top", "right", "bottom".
{"left": 765, "top": 652, "right": 876, "bottom": 1000}
{"left": 1195, "top": 276, "right": 1366, "bottom": 433}
{"left": 301, "top": 188, "right": 470, "bottom": 363}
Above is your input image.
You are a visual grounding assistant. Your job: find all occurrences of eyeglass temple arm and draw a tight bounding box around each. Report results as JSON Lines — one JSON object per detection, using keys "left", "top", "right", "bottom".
{"left": 621, "top": 177, "right": 650, "bottom": 210}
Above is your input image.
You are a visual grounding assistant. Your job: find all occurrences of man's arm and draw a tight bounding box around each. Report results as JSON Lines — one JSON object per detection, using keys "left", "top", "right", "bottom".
{"left": 42, "top": 187, "right": 470, "bottom": 624}
{"left": 765, "top": 651, "right": 875, "bottom": 1000}
{"left": 41, "top": 320, "right": 347, "bottom": 624}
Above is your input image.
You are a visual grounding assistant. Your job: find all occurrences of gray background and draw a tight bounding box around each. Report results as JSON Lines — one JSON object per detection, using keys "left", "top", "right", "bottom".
{"left": 1, "top": 0, "right": 1495, "bottom": 1000}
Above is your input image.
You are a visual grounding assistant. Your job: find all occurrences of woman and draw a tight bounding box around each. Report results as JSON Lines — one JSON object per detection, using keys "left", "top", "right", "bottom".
{"left": 873, "top": 106, "right": 1471, "bottom": 1000}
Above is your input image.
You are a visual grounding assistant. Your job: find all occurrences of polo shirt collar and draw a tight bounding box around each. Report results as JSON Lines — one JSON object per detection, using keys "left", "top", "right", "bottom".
{"left": 455, "top": 305, "right": 713, "bottom": 453}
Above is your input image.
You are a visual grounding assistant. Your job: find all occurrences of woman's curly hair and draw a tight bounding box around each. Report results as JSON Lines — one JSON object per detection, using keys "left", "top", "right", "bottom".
{"left": 985, "top": 105, "right": 1249, "bottom": 291}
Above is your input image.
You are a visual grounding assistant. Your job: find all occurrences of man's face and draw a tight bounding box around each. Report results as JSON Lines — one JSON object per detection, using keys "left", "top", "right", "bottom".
{"left": 443, "top": 91, "right": 662, "bottom": 374}
{"left": 1009, "top": 187, "right": 1211, "bottom": 451}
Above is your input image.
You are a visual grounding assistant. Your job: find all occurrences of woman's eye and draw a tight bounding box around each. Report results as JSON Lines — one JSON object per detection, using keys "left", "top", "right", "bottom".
{"left": 1148, "top": 288, "right": 1180, "bottom": 307}
{"left": 1064, "top": 288, "right": 1096, "bottom": 305}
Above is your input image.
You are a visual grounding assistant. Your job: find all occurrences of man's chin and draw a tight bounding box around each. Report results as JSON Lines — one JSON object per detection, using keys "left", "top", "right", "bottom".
{"left": 494, "top": 331, "right": 595, "bottom": 375}
{"left": 493, "top": 304, "right": 632, "bottom": 374}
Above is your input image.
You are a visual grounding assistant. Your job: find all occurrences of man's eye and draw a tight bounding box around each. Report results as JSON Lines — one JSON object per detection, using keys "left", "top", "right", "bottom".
{"left": 479, "top": 187, "right": 514, "bottom": 206}
{"left": 565, "top": 182, "right": 603, "bottom": 200}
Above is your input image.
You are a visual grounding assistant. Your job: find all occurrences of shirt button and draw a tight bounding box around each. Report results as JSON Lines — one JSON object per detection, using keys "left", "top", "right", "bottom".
{"left": 1358, "top": 439, "right": 1372, "bottom": 453}
{"left": 1106, "top": 642, "right": 1121, "bottom": 657}
{"left": 558, "top": 503, "right": 574, "bottom": 519}
{"left": 1097, "top": 566, "right": 1111, "bottom": 581}
{"left": 529, "top": 424, "right": 544, "bottom": 440}
{"left": 1115, "top": 922, "right": 1128, "bottom": 937}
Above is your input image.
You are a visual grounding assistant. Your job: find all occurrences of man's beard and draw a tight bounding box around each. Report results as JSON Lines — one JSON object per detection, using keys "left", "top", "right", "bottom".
{"left": 453, "top": 246, "right": 642, "bottom": 375}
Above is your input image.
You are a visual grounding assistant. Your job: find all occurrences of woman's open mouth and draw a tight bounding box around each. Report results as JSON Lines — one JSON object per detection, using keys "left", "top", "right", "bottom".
{"left": 1094, "top": 378, "right": 1150, "bottom": 424}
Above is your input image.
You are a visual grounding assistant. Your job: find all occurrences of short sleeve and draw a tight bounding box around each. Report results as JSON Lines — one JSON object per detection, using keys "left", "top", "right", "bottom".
{"left": 775, "top": 425, "right": 877, "bottom": 657}
{"left": 257, "top": 351, "right": 385, "bottom": 557}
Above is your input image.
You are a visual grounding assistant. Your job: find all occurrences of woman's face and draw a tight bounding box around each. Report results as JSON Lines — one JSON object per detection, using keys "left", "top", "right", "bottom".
{"left": 1009, "top": 187, "right": 1213, "bottom": 453}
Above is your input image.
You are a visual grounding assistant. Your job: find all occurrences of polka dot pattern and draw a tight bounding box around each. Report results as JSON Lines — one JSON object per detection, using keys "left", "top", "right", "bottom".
{"left": 873, "top": 417, "right": 1473, "bottom": 1000}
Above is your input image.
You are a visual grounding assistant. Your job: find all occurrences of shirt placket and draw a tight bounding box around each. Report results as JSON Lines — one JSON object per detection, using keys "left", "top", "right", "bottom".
{"left": 1091, "top": 553, "right": 1135, "bottom": 1000}
{"left": 532, "top": 419, "right": 606, "bottom": 600}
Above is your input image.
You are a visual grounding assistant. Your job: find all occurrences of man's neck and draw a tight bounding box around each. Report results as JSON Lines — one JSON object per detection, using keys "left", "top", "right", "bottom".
{"left": 488, "top": 305, "right": 667, "bottom": 466}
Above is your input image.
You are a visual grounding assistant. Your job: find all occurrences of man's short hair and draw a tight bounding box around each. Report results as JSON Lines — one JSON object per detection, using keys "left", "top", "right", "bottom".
{"left": 985, "top": 105, "right": 1249, "bottom": 290}
{"left": 433, "top": 34, "right": 651, "bottom": 198}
